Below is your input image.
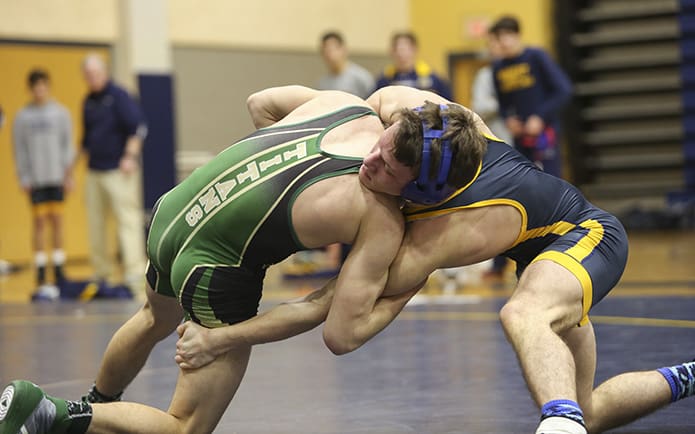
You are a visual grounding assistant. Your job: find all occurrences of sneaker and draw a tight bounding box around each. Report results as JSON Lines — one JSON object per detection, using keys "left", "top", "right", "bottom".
{"left": 0, "top": 380, "right": 54, "bottom": 434}
{"left": 31, "top": 285, "right": 60, "bottom": 302}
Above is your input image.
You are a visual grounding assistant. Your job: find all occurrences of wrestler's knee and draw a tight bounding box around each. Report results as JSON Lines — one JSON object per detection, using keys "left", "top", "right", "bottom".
{"left": 499, "top": 297, "right": 534, "bottom": 335}
{"left": 499, "top": 294, "right": 576, "bottom": 336}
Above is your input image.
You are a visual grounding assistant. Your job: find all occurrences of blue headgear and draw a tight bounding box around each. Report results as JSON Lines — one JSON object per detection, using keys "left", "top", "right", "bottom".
{"left": 400, "top": 105, "right": 456, "bottom": 205}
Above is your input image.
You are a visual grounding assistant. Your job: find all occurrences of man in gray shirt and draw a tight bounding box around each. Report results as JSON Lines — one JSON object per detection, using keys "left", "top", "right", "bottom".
{"left": 12, "top": 69, "right": 75, "bottom": 299}
{"left": 318, "top": 31, "right": 375, "bottom": 99}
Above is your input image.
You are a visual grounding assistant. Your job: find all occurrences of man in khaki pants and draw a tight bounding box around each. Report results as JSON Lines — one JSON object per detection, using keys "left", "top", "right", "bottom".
{"left": 81, "top": 54, "right": 147, "bottom": 295}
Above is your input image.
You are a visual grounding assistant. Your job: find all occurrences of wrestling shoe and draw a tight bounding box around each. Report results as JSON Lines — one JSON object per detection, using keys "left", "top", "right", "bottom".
{"left": 0, "top": 380, "right": 55, "bottom": 434}
{"left": 536, "top": 416, "right": 588, "bottom": 434}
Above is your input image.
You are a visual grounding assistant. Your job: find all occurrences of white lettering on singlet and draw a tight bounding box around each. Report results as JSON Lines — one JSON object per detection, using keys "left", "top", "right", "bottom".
{"left": 236, "top": 162, "right": 261, "bottom": 184}
{"left": 215, "top": 179, "right": 237, "bottom": 201}
{"left": 259, "top": 155, "right": 283, "bottom": 172}
{"left": 199, "top": 187, "right": 221, "bottom": 213}
{"left": 184, "top": 141, "right": 308, "bottom": 227}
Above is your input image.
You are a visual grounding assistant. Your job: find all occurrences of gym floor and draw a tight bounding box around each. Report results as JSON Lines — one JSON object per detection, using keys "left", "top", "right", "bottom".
{"left": 0, "top": 230, "right": 694, "bottom": 433}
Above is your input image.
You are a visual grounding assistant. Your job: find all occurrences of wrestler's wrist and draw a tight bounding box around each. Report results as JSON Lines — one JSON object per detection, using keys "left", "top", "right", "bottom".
{"left": 215, "top": 327, "right": 247, "bottom": 354}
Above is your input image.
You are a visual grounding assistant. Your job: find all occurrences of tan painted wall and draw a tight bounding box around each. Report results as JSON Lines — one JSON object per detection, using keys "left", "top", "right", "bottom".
{"left": 0, "top": 0, "right": 409, "bottom": 53}
{"left": 0, "top": 0, "right": 118, "bottom": 42}
{"left": 168, "top": 0, "right": 409, "bottom": 52}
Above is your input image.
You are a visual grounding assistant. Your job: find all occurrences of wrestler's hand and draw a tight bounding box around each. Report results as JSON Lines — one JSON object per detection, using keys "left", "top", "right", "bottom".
{"left": 175, "top": 321, "right": 219, "bottom": 370}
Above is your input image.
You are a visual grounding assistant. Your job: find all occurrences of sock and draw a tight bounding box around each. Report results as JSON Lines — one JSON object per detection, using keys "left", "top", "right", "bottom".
{"left": 541, "top": 399, "right": 585, "bottom": 426}
{"left": 83, "top": 383, "right": 123, "bottom": 403}
{"left": 657, "top": 360, "right": 695, "bottom": 402}
{"left": 46, "top": 396, "right": 92, "bottom": 434}
{"left": 53, "top": 249, "right": 66, "bottom": 283}
{"left": 52, "top": 249, "right": 66, "bottom": 265}
{"left": 35, "top": 251, "right": 47, "bottom": 285}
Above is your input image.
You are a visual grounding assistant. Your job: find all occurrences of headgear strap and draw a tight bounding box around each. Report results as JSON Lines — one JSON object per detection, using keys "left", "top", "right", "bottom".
{"left": 400, "top": 104, "right": 456, "bottom": 205}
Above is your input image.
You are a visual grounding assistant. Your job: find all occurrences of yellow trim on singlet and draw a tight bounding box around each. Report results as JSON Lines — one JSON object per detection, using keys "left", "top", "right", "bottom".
{"left": 530, "top": 219, "right": 605, "bottom": 326}
{"left": 406, "top": 198, "right": 530, "bottom": 245}
{"left": 565, "top": 219, "right": 605, "bottom": 263}
{"left": 516, "top": 221, "right": 577, "bottom": 245}
{"left": 532, "top": 250, "right": 593, "bottom": 326}
{"left": 405, "top": 160, "right": 484, "bottom": 213}
{"left": 482, "top": 132, "right": 503, "bottom": 142}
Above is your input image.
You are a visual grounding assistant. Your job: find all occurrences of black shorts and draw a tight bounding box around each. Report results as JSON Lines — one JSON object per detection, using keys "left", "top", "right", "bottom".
{"left": 146, "top": 261, "right": 266, "bottom": 328}
{"left": 31, "top": 186, "right": 64, "bottom": 204}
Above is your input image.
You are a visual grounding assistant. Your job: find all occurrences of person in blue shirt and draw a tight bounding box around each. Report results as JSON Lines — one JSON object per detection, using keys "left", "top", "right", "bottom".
{"left": 375, "top": 31, "right": 452, "bottom": 100}
{"left": 490, "top": 16, "right": 572, "bottom": 178}
{"left": 81, "top": 54, "right": 148, "bottom": 295}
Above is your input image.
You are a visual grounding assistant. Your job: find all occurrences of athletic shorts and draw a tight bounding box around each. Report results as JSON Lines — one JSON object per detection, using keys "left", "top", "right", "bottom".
{"left": 516, "top": 211, "right": 628, "bottom": 325}
{"left": 31, "top": 186, "right": 64, "bottom": 204}
{"left": 145, "top": 197, "right": 266, "bottom": 328}
{"left": 146, "top": 261, "right": 265, "bottom": 328}
{"left": 31, "top": 186, "right": 64, "bottom": 216}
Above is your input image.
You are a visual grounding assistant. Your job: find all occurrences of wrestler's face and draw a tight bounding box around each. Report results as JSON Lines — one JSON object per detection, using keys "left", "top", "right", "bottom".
{"left": 359, "top": 122, "right": 415, "bottom": 196}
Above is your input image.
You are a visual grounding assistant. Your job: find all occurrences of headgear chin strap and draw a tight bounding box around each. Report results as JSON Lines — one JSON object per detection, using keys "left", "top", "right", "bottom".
{"left": 400, "top": 104, "right": 456, "bottom": 205}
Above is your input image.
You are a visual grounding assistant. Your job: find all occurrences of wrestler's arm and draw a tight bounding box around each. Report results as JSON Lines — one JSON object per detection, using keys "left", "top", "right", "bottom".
{"left": 246, "top": 85, "right": 321, "bottom": 128}
{"left": 366, "top": 85, "right": 451, "bottom": 123}
{"left": 174, "top": 195, "right": 413, "bottom": 368}
{"left": 366, "top": 85, "right": 493, "bottom": 135}
{"left": 321, "top": 192, "right": 414, "bottom": 354}
{"left": 381, "top": 224, "right": 438, "bottom": 297}
{"left": 174, "top": 281, "right": 334, "bottom": 369}
{"left": 174, "top": 273, "right": 419, "bottom": 369}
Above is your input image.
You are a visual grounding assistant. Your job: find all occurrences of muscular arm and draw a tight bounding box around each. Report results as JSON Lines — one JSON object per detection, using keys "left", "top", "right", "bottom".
{"left": 175, "top": 193, "right": 414, "bottom": 367}
{"left": 174, "top": 282, "right": 334, "bottom": 368}
{"left": 366, "top": 85, "right": 494, "bottom": 136}
{"left": 246, "top": 85, "right": 322, "bottom": 128}
{"left": 175, "top": 274, "right": 419, "bottom": 369}
{"left": 322, "top": 192, "right": 409, "bottom": 354}
{"left": 366, "top": 85, "right": 450, "bottom": 124}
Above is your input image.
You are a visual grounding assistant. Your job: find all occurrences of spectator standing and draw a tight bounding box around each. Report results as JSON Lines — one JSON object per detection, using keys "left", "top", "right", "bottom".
{"left": 472, "top": 28, "right": 514, "bottom": 279}
{"left": 318, "top": 31, "right": 375, "bottom": 99}
{"left": 471, "top": 31, "right": 513, "bottom": 146}
{"left": 81, "top": 54, "right": 147, "bottom": 294}
{"left": 12, "top": 69, "right": 75, "bottom": 299}
{"left": 375, "top": 31, "right": 452, "bottom": 99}
{"left": 490, "top": 15, "right": 572, "bottom": 178}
